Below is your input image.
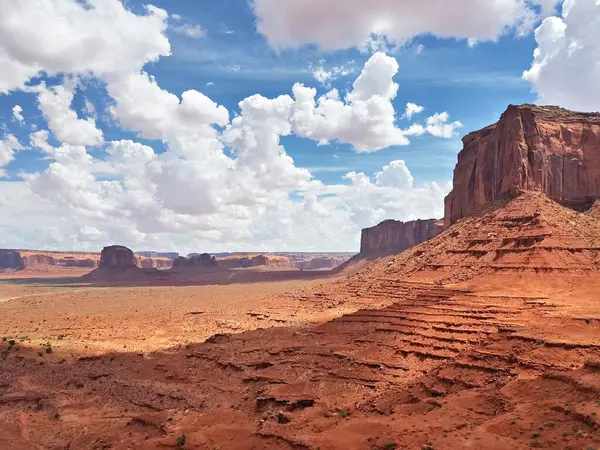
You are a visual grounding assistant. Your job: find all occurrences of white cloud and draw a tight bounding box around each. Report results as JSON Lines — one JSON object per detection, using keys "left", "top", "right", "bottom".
{"left": 403, "top": 102, "right": 424, "bottom": 120}
{"left": 523, "top": 0, "right": 600, "bottom": 112}
{"left": 172, "top": 24, "right": 205, "bottom": 39}
{"left": 375, "top": 160, "right": 414, "bottom": 189}
{"left": 251, "top": 0, "right": 556, "bottom": 50}
{"left": 312, "top": 67, "right": 332, "bottom": 85}
{"left": 83, "top": 99, "right": 96, "bottom": 118}
{"left": 36, "top": 81, "right": 104, "bottom": 146}
{"left": 0, "top": 0, "right": 170, "bottom": 93}
{"left": 425, "top": 112, "right": 463, "bottom": 138}
{"left": 12, "top": 105, "right": 24, "bottom": 123}
{"left": 292, "top": 52, "right": 409, "bottom": 151}
{"left": 0, "top": 1, "right": 459, "bottom": 252}
{"left": 312, "top": 64, "right": 355, "bottom": 86}
{"left": 0, "top": 135, "right": 24, "bottom": 177}
{"left": 107, "top": 71, "right": 229, "bottom": 140}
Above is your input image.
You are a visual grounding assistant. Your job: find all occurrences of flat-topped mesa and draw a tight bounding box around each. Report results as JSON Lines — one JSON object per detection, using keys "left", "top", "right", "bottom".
{"left": 99, "top": 245, "right": 136, "bottom": 270}
{"left": 360, "top": 219, "right": 443, "bottom": 254}
{"left": 217, "top": 254, "right": 295, "bottom": 269}
{"left": 444, "top": 104, "right": 600, "bottom": 227}
{"left": 173, "top": 253, "right": 217, "bottom": 268}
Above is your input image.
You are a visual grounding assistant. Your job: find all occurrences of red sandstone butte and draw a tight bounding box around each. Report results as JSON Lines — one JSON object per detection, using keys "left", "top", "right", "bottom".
{"left": 359, "top": 219, "right": 443, "bottom": 255}
{"left": 444, "top": 104, "right": 600, "bottom": 227}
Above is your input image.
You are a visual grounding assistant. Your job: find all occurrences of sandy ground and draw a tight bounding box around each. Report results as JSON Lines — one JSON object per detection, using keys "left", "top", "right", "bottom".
{"left": 0, "top": 273, "right": 365, "bottom": 355}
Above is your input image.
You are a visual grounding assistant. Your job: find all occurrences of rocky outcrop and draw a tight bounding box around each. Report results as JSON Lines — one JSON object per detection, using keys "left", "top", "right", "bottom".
{"left": 0, "top": 250, "right": 25, "bottom": 270}
{"left": 173, "top": 253, "right": 217, "bottom": 268}
{"left": 444, "top": 104, "right": 600, "bottom": 227}
{"left": 295, "top": 256, "right": 348, "bottom": 270}
{"left": 100, "top": 245, "right": 136, "bottom": 270}
{"left": 360, "top": 219, "right": 443, "bottom": 255}
{"left": 217, "top": 254, "right": 295, "bottom": 269}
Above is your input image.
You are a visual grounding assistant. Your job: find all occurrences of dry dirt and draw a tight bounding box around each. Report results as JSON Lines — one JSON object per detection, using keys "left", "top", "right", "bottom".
{"left": 1, "top": 192, "right": 600, "bottom": 450}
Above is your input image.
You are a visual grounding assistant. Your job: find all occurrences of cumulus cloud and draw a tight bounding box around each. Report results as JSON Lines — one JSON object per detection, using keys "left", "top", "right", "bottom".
{"left": 0, "top": 0, "right": 170, "bottom": 93}
{"left": 425, "top": 112, "right": 463, "bottom": 138}
{"left": 107, "top": 71, "right": 229, "bottom": 140}
{"left": 292, "top": 52, "right": 410, "bottom": 151}
{"left": 12, "top": 105, "right": 24, "bottom": 123}
{"left": 375, "top": 160, "right": 414, "bottom": 189}
{"left": 0, "top": 0, "right": 458, "bottom": 252}
{"left": 251, "top": 0, "right": 556, "bottom": 50}
{"left": 523, "top": 0, "right": 600, "bottom": 112}
{"left": 403, "top": 102, "right": 424, "bottom": 120}
{"left": 36, "top": 81, "right": 104, "bottom": 146}
{"left": 0, "top": 135, "right": 24, "bottom": 177}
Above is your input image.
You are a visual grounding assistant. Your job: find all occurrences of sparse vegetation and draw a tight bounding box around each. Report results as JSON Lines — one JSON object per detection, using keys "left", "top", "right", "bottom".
{"left": 531, "top": 433, "right": 540, "bottom": 439}
{"left": 338, "top": 410, "right": 348, "bottom": 418}
{"left": 176, "top": 434, "right": 186, "bottom": 448}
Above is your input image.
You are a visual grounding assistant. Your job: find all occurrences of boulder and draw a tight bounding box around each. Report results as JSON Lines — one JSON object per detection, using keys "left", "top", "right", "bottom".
{"left": 444, "top": 104, "right": 600, "bottom": 227}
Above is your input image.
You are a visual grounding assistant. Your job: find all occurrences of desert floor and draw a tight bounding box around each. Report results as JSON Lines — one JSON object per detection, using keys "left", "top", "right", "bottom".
{"left": 0, "top": 271, "right": 368, "bottom": 355}
{"left": 1, "top": 270, "right": 600, "bottom": 449}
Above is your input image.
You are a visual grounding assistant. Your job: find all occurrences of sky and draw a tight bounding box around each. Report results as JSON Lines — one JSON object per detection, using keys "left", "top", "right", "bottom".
{"left": 0, "top": 0, "right": 598, "bottom": 254}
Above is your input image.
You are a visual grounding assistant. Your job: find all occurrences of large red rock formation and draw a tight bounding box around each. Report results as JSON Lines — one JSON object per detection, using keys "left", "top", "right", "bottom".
{"left": 444, "top": 104, "right": 600, "bottom": 227}
{"left": 359, "top": 219, "right": 443, "bottom": 255}
{"left": 99, "top": 245, "right": 136, "bottom": 270}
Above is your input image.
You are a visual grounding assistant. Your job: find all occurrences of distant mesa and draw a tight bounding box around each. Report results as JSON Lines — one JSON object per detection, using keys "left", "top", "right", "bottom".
{"left": 294, "top": 256, "right": 349, "bottom": 270}
{"left": 0, "top": 249, "right": 99, "bottom": 271}
{"left": 217, "top": 254, "right": 295, "bottom": 269}
{"left": 445, "top": 104, "right": 600, "bottom": 227}
{"left": 360, "top": 218, "right": 443, "bottom": 255}
{"left": 173, "top": 253, "right": 218, "bottom": 268}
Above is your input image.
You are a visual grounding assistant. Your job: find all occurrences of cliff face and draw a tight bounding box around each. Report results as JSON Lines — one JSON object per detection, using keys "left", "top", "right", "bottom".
{"left": 444, "top": 104, "right": 600, "bottom": 227}
{"left": 0, "top": 250, "right": 25, "bottom": 269}
{"left": 360, "top": 219, "right": 443, "bottom": 254}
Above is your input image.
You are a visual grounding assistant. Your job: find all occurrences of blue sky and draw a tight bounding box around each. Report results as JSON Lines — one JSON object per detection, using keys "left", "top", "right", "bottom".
{"left": 0, "top": 1, "right": 537, "bottom": 183}
{"left": 0, "top": 0, "right": 595, "bottom": 252}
